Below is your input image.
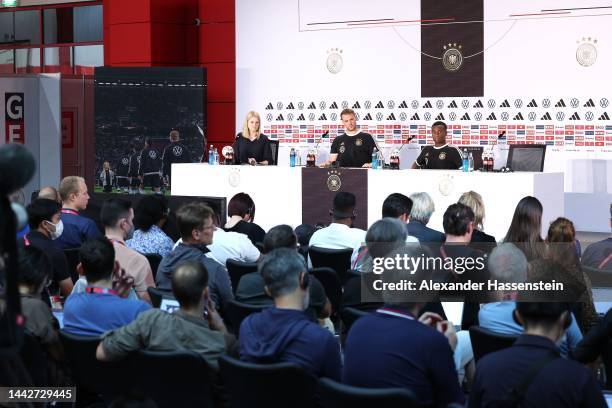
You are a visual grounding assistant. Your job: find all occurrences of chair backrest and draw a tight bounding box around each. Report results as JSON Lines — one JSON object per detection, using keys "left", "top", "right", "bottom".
{"left": 583, "top": 266, "right": 612, "bottom": 288}
{"left": 219, "top": 354, "right": 316, "bottom": 408}
{"left": 317, "top": 377, "right": 419, "bottom": 408}
{"left": 147, "top": 287, "right": 175, "bottom": 308}
{"left": 224, "top": 299, "right": 268, "bottom": 336}
{"left": 341, "top": 307, "right": 370, "bottom": 336}
{"left": 309, "top": 267, "right": 342, "bottom": 316}
{"left": 19, "top": 330, "right": 48, "bottom": 386}
{"left": 129, "top": 350, "right": 214, "bottom": 407}
{"left": 226, "top": 259, "right": 258, "bottom": 293}
{"left": 269, "top": 140, "right": 279, "bottom": 165}
{"left": 143, "top": 253, "right": 163, "bottom": 281}
{"left": 58, "top": 330, "right": 131, "bottom": 398}
{"left": 469, "top": 326, "right": 518, "bottom": 362}
{"left": 63, "top": 248, "right": 81, "bottom": 283}
{"left": 308, "top": 246, "right": 353, "bottom": 283}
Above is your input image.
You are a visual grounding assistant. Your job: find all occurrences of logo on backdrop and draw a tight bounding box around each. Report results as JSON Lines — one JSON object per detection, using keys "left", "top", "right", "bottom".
{"left": 442, "top": 43, "right": 463, "bottom": 72}
{"left": 326, "top": 170, "right": 341, "bottom": 192}
{"left": 326, "top": 48, "right": 343, "bottom": 74}
{"left": 5, "top": 92, "right": 25, "bottom": 144}
{"left": 576, "top": 37, "right": 597, "bottom": 67}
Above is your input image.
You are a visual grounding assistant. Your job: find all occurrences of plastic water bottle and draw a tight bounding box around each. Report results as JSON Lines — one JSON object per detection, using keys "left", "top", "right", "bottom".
{"left": 462, "top": 150, "right": 469, "bottom": 172}
{"left": 213, "top": 148, "right": 219, "bottom": 165}
{"left": 289, "top": 148, "right": 296, "bottom": 167}
{"left": 372, "top": 149, "right": 378, "bottom": 169}
{"left": 468, "top": 152, "right": 474, "bottom": 172}
{"left": 377, "top": 150, "right": 383, "bottom": 169}
{"left": 208, "top": 145, "right": 214, "bottom": 164}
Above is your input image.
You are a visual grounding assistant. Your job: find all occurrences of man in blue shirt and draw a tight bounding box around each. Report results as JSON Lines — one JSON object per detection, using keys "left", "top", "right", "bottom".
{"left": 239, "top": 248, "right": 341, "bottom": 380}
{"left": 63, "top": 237, "right": 150, "bottom": 336}
{"left": 469, "top": 301, "right": 605, "bottom": 407}
{"left": 56, "top": 176, "right": 100, "bottom": 249}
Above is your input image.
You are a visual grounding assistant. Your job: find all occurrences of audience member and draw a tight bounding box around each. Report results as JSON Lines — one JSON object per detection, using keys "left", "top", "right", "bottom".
{"left": 239, "top": 248, "right": 341, "bottom": 380}
{"left": 223, "top": 193, "right": 266, "bottom": 246}
{"left": 126, "top": 195, "right": 174, "bottom": 257}
{"left": 407, "top": 192, "right": 445, "bottom": 243}
{"left": 101, "top": 198, "right": 155, "bottom": 303}
{"left": 503, "top": 196, "right": 545, "bottom": 261}
{"left": 546, "top": 217, "right": 597, "bottom": 331}
{"left": 63, "top": 238, "right": 150, "bottom": 336}
{"left": 581, "top": 204, "right": 612, "bottom": 270}
{"left": 37, "top": 186, "right": 61, "bottom": 203}
{"left": 156, "top": 202, "right": 233, "bottom": 312}
{"left": 235, "top": 225, "right": 330, "bottom": 321}
{"left": 574, "top": 309, "right": 612, "bottom": 365}
{"left": 469, "top": 302, "right": 605, "bottom": 407}
{"left": 308, "top": 192, "right": 366, "bottom": 259}
{"left": 56, "top": 176, "right": 100, "bottom": 249}
{"left": 458, "top": 191, "right": 497, "bottom": 253}
{"left": 478, "top": 245, "right": 583, "bottom": 357}
{"left": 97, "top": 261, "right": 232, "bottom": 371}
{"left": 206, "top": 226, "right": 261, "bottom": 266}
{"left": 18, "top": 246, "right": 67, "bottom": 385}
{"left": 25, "top": 198, "right": 73, "bottom": 297}
{"left": 343, "top": 231, "right": 465, "bottom": 407}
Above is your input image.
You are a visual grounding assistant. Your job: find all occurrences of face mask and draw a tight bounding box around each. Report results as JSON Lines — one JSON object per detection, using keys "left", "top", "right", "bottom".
{"left": 46, "top": 220, "right": 64, "bottom": 240}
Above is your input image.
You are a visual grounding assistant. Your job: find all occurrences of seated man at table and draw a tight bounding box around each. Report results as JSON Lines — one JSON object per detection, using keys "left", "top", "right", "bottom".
{"left": 411, "top": 121, "right": 463, "bottom": 170}
{"left": 320, "top": 108, "right": 376, "bottom": 168}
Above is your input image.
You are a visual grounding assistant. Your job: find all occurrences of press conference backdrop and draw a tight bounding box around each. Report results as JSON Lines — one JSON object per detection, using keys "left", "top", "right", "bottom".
{"left": 236, "top": 0, "right": 612, "bottom": 231}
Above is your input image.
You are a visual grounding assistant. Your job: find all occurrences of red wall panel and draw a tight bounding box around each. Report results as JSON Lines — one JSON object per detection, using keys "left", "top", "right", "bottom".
{"left": 108, "top": 23, "right": 152, "bottom": 64}
{"left": 199, "top": 0, "right": 234, "bottom": 23}
{"left": 107, "top": 0, "right": 151, "bottom": 24}
{"left": 207, "top": 102, "right": 235, "bottom": 143}
{"left": 202, "top": 62, "right": 234, "bottom": 102}
{"left": 199, "top": 22, "right": 235, "bottom": 63}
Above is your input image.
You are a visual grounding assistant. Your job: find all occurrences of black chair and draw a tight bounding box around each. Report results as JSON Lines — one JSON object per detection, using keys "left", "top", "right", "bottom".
{"left": 341, "top": 307, "right": 370, "bottom": 337}
{"left": 226, "top": 259, "right": 258, "bottom": 293}
{"left": 63, "top": 247, "right": 81, "bottom": 283}
{"left": 469, "top": 326, "right": 518, "bottom": 362}
{"left": 219, "top": 354, "right": 316, "bottom": 408}
{"left": 317, "top": 377, "right": 419, "bottom": 408}
{"left": 143, "top": 253, "right": 163, "bottom": 281}
{"left": 310, "top": 267, "right": 342, "bottom": 318}
{"left": 147, "top": 287, "right": 175, "bottom": 308}
{"left": 224, "top": 299, "right": 268, "bottom": 336}
{"left": 129, "top": 350, "right": 214, "bottom": 407}
{"left": 583, "top": 266, "right": 612, "bottom": 288}
{"left": 58, "top": 330, "right": 131, "bottom": 402}
{"left": 19, "top": 331, "right": 48, "bottom": 386}
{"left": 308, "top": 246, "right": 353, "bottom": 283}
{"left": 269, "top": 140, "right": 279, "bottom": 165}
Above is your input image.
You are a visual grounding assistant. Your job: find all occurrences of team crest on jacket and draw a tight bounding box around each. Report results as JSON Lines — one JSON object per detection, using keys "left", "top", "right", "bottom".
{"left": 172, "top": 145, "right": 183, "bottom": 156}
{"left": 149, "top": 150, "right": 157, "bottom": 159}
{"left": 439, "top": 152, "right": 447, "bottom": 160}
{"left": 355, "top": 138, "right": 363, "bottom": 146}
{"left": 339, "top": 144, "right": 346, "bottom": 154}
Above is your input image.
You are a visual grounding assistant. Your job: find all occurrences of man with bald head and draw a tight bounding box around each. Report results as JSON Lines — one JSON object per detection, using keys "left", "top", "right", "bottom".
{"left": 37, "top": 186, "right": 61, "bottom": 203}
{"left": 96, "top": 261, "right": 233, "bottom": 370}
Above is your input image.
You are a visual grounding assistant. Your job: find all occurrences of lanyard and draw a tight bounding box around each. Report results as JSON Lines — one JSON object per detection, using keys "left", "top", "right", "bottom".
{"left": 23, "top": 234, "right": 30, "bottom": 246}
{"left": 61, "top": 208, "right": 79, "bottom": 216}
{"left": 376, "top": 307, "right": 415, "bottom": 320}
{"left": 85, "top": 286, "right": 118, "bottom": 296}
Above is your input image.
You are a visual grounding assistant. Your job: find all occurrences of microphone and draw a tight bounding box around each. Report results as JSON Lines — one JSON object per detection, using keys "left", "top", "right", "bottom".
{"left": 398, "top": 135, "right": 416, "bottom": 152}
{"left": 498, "top": 131, "right": 506, "bottom": 140}
{"left": 314, "top": 131, "right": 329, "bottom": 151}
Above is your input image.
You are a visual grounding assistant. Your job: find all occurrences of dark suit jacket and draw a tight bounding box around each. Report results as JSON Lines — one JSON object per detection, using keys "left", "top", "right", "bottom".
{"left": 470, "top": 229, "right": 497, "bottom": 254}
{"left": 407, "top": 220, "right": 445, "bottom": 244}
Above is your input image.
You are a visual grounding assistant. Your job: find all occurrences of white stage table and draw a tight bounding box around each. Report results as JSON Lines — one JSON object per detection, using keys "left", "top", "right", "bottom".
{"left": 172, "top": 164, "right": 563, "bottom": 241}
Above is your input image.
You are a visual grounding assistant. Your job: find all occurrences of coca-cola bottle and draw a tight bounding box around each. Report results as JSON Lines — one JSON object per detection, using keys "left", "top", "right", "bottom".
{"left": 389, "top": 149, "right": 400, "bottom": 170}
{"left": 306, "top": 149, "right": 316, "bottom": 167}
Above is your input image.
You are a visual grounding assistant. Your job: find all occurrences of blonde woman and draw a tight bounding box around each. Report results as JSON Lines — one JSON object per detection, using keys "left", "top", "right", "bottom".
{"left": 233, "top": 111, "right": 274, "bottom": 165}
{"left": 458, "top": 191, "right": 497, "bottom": 252}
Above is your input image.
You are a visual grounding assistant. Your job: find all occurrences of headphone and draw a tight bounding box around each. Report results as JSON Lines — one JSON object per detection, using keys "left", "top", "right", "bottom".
{"left": 300, "top": 271, "right": 310, "bottom": 290}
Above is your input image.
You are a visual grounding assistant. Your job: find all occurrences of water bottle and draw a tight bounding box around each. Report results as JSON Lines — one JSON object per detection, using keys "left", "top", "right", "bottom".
{"left": 371, "top": 149, "right": 378, "bottom": 169}
{"left": 213, "top": 148, "right": 219, "bottom": 165}
{"left": 462, "top": 150, "right": 469, "bottom": 172}
{"left": 208, "top": 145, "right": 214, "bottom": 164}
{"left": 377, "top": 150, "right": 384, "bottom": 169}
{"left": 468, "top": 152, "right": 474, "bottom": 172}
{"left": 289, "top": 148, "right": 296, "bottom": 167}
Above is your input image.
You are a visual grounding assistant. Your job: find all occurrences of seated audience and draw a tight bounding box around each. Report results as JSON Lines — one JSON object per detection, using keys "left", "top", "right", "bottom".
{"left": 503, "top": 196, "right": 546, "bottom": 261}
{"left": 235, "top": 225, "right": 331, "bottom": 321}
{"left": 407, "top": 192, "right": 445, "bottom": 244}
{"left": 343, "top": 222, "right": 465, "bottom": 407}
{"left": 206, "top": 227, "right": 261, "bottom": 266}
{"left": 574, "top": 308, "right": 612, "bottom": 364}
{"left": 18, "top": 246, "right": 67, "bottom": 385}
{"left": 308, "top": 192, "right": 366, "bottom": 258}
{"left": 478, "top": 244, "right": 583, "bottom": 357}
{"left": 156, "top": 202, "right": 233, "bottom": 312}
{"left": 25, "top": 198, "right": 73, "bottom": 297}
{"left": 469, "top": 301, "right": 606, "bottom": 407}
{"left": 546, "top": 217, "right": 597, "bottom": 331}
{"left": 126, "top": 195, "right": 174, "bottom": 257}
{"left": 239, "top": 248, "right": 341, "bottom": 380}
{"left": 97, "top": 261, "right": 232, "bottom": 371}
{"left": 352, "top": 193, "right": 418, "bottom": 272}
{"left": 458, "top": 191, "right": 497, "bottom": 253}
{"left": 581, "top": 204, "right": 612, "bottom": 270}
{"left": 63, "top": 238, "right": 150, "bottom": 336}
{"left": 223, "top": 192, "right": 266, "bottom": 246}
{"left": 102, "top": 198, "right": 155, "bottom": 303}
{"left": 295, "top": 223, "right": 316, "bottom": 259}
{"left": 56, "top": 176, "right": 100, "bottom": 249}
{"left": 37, "top": 186, "right": 61, "bottom": 203}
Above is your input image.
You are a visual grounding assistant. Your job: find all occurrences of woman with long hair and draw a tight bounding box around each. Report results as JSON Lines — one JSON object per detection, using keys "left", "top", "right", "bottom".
{"left": 233, "top": 111, "right": 274, "bottom": 165}
{"left": 503, "top": 196, "right": 545, "bottom": 261}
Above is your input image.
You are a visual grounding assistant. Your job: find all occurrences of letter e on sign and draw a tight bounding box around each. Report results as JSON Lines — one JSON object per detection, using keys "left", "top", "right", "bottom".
{"left": 5, "top": 92, "right": 25, "bottom": 144}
